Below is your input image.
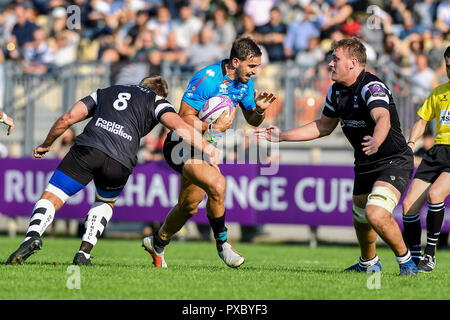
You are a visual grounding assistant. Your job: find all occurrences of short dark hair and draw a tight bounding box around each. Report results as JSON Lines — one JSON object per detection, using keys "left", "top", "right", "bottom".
{"left": 229, "top": 37, "right": 262, "bottom": 61}
{"left": 444, "top": 46, "right": 450, "bottom": 60}
{"left": 139, "top": 76, "right": 168, "bottom": 98}
{"left": 331, "top": 37, "right": 367, "bottom": 66}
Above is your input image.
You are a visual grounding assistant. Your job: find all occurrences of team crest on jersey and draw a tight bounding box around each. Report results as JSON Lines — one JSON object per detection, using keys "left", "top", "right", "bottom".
{"left": 353, "top": 96, "right": 359, "bottom": 108}
{"left": 368, "top": 84, "right": 386, "bottom": 97}
{"left": 440, "top": 94, "right": 448, "bottom": 102}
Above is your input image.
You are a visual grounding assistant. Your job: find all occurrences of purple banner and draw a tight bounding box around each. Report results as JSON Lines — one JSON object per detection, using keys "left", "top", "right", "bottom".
{"left": 1, "top": 158, "right": 449, "bottom": 231}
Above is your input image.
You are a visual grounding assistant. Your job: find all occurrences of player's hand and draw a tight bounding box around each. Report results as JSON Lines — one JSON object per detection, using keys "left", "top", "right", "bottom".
{"left": 254, "top": 90, "right": 276, "bottom": 113}
{"left": 2, "top": 116, "right": 14, "bottom": 135}
{"left": 34, "top": 145, "right": 51, "bottom": 158}
{"left": 254, "top": 125, "right": 282, "bottom": 142}
{"left": 212, "top": 105, "right": 238, "bottom": 132}
{"left": 362, "top": 136, "right": 379, "bottom": 155}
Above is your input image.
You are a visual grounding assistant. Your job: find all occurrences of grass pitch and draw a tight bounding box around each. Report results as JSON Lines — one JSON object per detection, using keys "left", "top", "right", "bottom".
{"left": 0, "top": 236, "right": 449, "bottom": 300}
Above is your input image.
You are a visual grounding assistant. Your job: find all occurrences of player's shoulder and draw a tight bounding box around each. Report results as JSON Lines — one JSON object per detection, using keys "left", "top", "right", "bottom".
{"left": 430, "top": 81, "right": 450, "bottom": 97}
{"left": 360, "top": 72, "right": 391, "bottom": 97}
{"left": 193, "top": 61, "right": 223, "bottom": 81}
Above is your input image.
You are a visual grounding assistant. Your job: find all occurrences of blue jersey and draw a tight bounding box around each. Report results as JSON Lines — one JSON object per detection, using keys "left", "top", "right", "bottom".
{"left": 182, "top": 60, "right": 256, "bottom": 111}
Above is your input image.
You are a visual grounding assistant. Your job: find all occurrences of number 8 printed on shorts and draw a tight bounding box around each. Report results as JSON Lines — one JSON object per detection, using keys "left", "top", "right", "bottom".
{"left": 113, "top": 93, "right": 131, "bottom": 111}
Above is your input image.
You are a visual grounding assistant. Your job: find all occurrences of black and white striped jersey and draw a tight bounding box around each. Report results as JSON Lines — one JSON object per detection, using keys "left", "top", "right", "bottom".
{"left": 322, "top": 71, "right": 409, "bottom": 166}
{"left": 74, "top": 85, "right": 176, "bottom": 170}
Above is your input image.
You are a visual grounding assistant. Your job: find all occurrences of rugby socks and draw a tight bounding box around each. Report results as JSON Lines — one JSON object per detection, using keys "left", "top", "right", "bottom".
{"left": 208, "top": 214, "right": 228, "bottom": 245}
{"left": 395, "top": 250, "right": 412, "bottom": 265}
{"left": 80, "top": 202, "right": 113, "bottom": 253}
{"left": 402, "top": 214, "right": 422, "bottom": 264}
{"left": 153, "top": 231, "right": 171, "bottom": 254}
{"left": 23, "top": 199, "right": 56, "bottom": 242}
{"left": 359, "top": 255, "right": 380, "bottom": 269}
{"left": 424, "top": 202, "right": 445, "bottom": 256}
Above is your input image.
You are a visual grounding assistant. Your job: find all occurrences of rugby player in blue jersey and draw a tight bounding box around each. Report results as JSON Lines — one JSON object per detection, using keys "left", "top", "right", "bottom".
{"left": 143, "top": 37, "right": 276, "bottom": 268}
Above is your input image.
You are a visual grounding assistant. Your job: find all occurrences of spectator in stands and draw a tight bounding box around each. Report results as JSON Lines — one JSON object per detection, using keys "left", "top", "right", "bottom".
{"left": 410, "top": 54, "right": 439, "bottom": 102}
{"left": 284, "top": 4, "right": 323, "bottom": 60}
{"left": 414, "top": 0, "right": 436, "bottom": 29}
{"left": 256, "top": 7, "right": 287, "bottom": 63}
{"left": 399, "top": 10, "right": 427, "bottom": 41}
{"left": 243, "top": 0, "right": 277, "bottom": 27}
{"left": 320, "top": 0, "right": 353, "bottom": 39}
{"left": 146, "top": 5, "right": 174, "bottom": 50}
{"left": 295, "top": 36, "right": 325, "bottom": 76}
{"left": 237, "top": 14, "right": 258, "bottom": 39}
{"left": 52, "top": 30, "right": 80, "bottom": 67}
{"left": 22, "top": 28, "right": 54, "bottom": 74}
{"left": 174, "top": 4, "right": 203, "bottom": 50}
{"left": 435, "top": 0, "right": 450, "bottom": 34}
{"left": 131, "top": 28, "right": 162, "bottom": 65}
{"left": 160, "top": 31, "right": 185, "bottom": 65}
{"left": 427, "top": 30, "right": 447, "bottom": 71}
{"left": 0, "top": 4, "right": 17, "bottom": 48}
{"left": 10, "top": 3, "right": 38, "bottom": 49}
{"left": 206, "top": 7, "right": 236, "bottom": 51}
{"left": 184, "top": 25, "right": 226, "bottom": 72}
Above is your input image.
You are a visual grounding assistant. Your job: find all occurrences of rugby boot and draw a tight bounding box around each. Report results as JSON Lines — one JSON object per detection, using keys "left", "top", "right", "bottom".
{"left": 6, "top": 236, "right": 42, "bottom": 265}
{"left": 142, "top": 236, "right": 167, "bottom": 268}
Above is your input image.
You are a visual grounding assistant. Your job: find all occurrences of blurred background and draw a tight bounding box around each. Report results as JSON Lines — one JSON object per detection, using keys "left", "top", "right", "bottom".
{"left": 0, "top": 0, "right": 448, "bottom": 248}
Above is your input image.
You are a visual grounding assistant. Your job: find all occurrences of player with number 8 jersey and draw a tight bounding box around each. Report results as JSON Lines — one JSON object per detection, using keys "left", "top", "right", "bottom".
{"left": 5, "top": 76, "right": 219, "bottom": 266}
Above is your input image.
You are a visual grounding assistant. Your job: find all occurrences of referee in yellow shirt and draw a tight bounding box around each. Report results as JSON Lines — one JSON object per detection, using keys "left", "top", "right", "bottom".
{"left": 402, "top": 46, "right": 450, "bottom": 273}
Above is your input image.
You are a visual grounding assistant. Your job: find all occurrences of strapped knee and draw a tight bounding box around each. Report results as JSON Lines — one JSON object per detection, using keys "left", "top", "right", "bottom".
{"left": 367, "top": 186, "right": 398, "bottom": 214}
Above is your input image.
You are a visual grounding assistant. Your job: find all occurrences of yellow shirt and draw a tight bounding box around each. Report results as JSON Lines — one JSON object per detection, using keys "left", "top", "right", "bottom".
{"left": 418, "top": 81, "right": 450, "bottom": 145}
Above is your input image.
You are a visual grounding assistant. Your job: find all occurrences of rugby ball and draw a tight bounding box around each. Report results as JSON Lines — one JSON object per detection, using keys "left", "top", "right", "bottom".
{"left": 198, "top": 96, "right": 234, "bottom": 123}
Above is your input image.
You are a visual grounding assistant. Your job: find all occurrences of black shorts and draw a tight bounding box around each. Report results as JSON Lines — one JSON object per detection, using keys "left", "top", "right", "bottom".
{"left": 353, "top": 150, "right": 414, "bottom": 196}
{"left": 57, "top": 145, "right": 132, "bottom": 192}
{"left": 163, "top": 131, "right": 211, "bottom": 174}
{"left": 414, "top": 144, "right": 450, "bottom": 183}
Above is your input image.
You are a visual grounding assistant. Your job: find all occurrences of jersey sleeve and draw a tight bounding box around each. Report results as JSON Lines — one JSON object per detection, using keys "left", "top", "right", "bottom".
{"left": 182, "top": 70, "right": 217, "bottom": 111}
{"left": 322, "top": 85, "right": 338, "bottom": 118}
{"left": 361, "top": 81, "right": 390, "bottom": 110}
{"left": 417, "top": 92, "right": 436, "bottom": 121}
{"left": 153, "top": 97, "right": 177, "bottom": 122}
{"left": 239, "top": 79, "right": 256, "bottom": 110}
{"left": 79, "top": 90, "right": 98, "bottom": 117}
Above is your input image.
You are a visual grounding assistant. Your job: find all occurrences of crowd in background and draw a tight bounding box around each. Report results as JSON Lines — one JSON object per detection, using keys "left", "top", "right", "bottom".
{"left": 0, "top": 0, "right": 449, "bottom": 80}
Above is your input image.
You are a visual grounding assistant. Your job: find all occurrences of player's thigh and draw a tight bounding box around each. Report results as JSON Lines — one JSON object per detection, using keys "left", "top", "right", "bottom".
{"left": 46, "top": 146, "right": 95, "bottom": 208}
{"left": 178, "top": 174, "right": 206, "bottom": 213}
{"left": 402, "top": 178, "right": 430, "bottom": 215}
{"left": 182, "top": 160, "right": 226, "bottom": 197}
{"left": 428, "top": 171, "right": 450, "bottom": 203}
{"left": 93, "top": 155, "right": 132, "bottom": 202}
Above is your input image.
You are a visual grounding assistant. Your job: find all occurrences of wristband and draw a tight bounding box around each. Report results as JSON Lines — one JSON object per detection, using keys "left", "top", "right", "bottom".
{"left": 255, "top": 108, "right": 265, "bottom": 115}
{"left": 0, "top": 112, "right": 7, "bottom": 123}
{"left": 407, "top": 141, "right": 415, "bottom": 145}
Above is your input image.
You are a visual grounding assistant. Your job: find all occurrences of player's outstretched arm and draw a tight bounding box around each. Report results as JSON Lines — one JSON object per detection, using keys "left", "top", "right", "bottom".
{"left": 159, "top": 112, "right": 221, "bottom": 165}
{"left": 255, "top": 115, "right": 338, "bottom": 142}
{"left": 34, "top": 100, "right": 89, "bottom": 158}
{"left": 406, "top": 118, "right": 428, "bottom": 152}
{"left": 0, "top": 109, "right": 14, "bottom": 135}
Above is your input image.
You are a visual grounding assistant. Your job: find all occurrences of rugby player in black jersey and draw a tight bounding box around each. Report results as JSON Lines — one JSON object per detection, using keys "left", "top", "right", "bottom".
{"left": 6, "top": 76, "right": 219, "bottom": 266}
{"left": 256, "top": 38, "right": 417, "bottom": 275}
